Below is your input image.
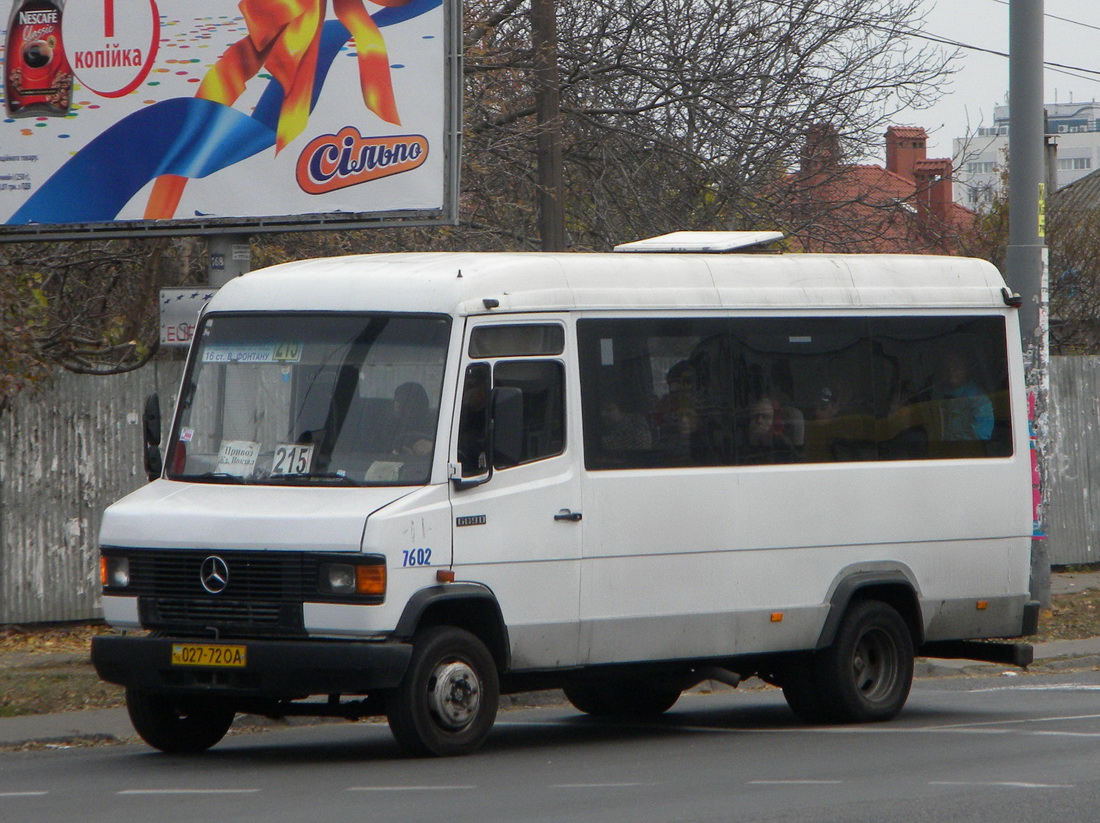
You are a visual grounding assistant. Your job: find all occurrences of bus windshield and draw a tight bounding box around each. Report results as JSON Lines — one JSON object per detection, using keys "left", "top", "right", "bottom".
{"left": 167, "top": 313, "right": 451, "bottom": 486}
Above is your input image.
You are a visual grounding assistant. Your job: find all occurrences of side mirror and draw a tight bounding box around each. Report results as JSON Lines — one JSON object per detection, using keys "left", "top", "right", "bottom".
{"left": 451, "top": 385, "right": 524, "bottom": 491}
{"left": 143, "top": 393, "right": 163, "bottom": 481}
{"left": 491, "top": 386, "right": 524, "bottom": 469}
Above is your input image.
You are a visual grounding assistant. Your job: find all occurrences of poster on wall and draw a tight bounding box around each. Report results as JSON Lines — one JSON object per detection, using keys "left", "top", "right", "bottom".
{"left": 0, "top": 0, "right": 457, "bottom": 238}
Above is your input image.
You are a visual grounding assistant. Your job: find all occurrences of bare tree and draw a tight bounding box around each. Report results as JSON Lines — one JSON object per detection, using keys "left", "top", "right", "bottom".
{"left": 1048, "top": 184, "right": 1100, "bottom": 354}
{"left": 2, "top": 0, "right": 956, "bottom": 399}
{"left": 461, "top": 0, "right": 956, "bottom": 248}
{"left": 0, "top": 237, "right": 207, "bottom": 398}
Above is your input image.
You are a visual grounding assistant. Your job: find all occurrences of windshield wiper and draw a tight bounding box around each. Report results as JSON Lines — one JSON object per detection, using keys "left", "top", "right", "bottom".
{"left": 178, "top": 472, "right": 248, "bottom": 484}
{"left": 266, "top": 472, "right": 362, "bottom": 486}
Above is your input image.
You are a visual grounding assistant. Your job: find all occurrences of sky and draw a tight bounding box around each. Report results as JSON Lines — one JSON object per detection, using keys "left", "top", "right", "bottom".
{"left": 892, "top": 0, "right": 1100, "bottom": 159}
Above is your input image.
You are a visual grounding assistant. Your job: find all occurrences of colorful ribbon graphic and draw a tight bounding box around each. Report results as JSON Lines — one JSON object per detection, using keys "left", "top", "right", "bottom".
{"left": 7, "top": 0, "right": 439, "bottom": 226}
{"left": 145, "top": 0, "right": 412, "bottom": 219}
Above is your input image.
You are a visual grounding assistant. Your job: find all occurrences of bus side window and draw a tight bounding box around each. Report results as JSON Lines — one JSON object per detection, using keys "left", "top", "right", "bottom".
{"left": 493, "top": 360, "right": 566, "bottom": 465}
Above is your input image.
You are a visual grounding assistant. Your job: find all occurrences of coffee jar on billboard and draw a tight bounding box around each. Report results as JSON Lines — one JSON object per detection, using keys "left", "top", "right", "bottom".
{"left": 4, "top": 0, "right": 72, "bottom": 117}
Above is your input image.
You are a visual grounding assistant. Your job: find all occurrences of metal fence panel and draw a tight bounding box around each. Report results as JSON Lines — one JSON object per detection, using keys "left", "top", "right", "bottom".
{"left": 1046, "top": 356, "right": 1100, "bottom": 567}
{"left": 0, "top": 362, "right": 183, "bottom": 624}
{"left": 1, "top": 356, "right": 1098, "bottom": 625}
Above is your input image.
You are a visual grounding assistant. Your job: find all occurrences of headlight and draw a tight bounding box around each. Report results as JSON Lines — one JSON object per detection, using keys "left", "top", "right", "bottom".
{"left": 102, "top": 556, "right": 130, "bottom": 588}
{"left": 318, "top": 561, "right": 386, "bottom": 597}
{"left": 325, "top": 564, "right": 356, "bottom": 594}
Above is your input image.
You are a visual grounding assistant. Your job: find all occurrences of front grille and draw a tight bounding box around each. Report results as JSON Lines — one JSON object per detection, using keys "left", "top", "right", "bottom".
{"left": 124, "top": 550, "right": 301, "bottom": 600}
{"left": 107, "top": 549, "right": 308, "bottom": 637}
{"left": 153, "top": 598, "right": 287, "bottom": 624}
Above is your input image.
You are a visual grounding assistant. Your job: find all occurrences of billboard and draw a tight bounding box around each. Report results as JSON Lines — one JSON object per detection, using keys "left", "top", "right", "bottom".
{"left": 0, "top": 0, "right": 459, "bottom": 240}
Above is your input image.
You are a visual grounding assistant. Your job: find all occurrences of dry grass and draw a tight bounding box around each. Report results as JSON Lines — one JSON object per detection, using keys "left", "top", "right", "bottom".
{"left": 0, "top": 623, "right": 124, "bottom": 716}
{"left": 1035, "top": 587, "right": 1100, "bottom": 643}
{"left": 0, "top": 623, "right": 114, "bottom": 655}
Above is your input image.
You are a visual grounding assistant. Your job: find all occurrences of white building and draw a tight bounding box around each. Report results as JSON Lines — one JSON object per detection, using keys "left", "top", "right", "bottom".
{"left": 952, "top": 101, "right": 1100, "bottom": 209}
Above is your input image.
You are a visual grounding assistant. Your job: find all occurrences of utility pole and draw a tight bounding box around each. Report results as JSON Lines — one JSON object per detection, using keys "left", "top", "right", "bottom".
{"left": 531, "top": 0, "right": 565, "bottom": 251}
{"left": 1006, "top": 0, "right": 1050, "bottom": 606}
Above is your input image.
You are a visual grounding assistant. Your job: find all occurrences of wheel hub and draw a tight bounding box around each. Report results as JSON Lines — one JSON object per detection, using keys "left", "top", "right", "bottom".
{"left": 853, "top": 628, "right": 895, "bottom": 701}
{"left": 428, "top": 660, "right": 481, "bottom": 729}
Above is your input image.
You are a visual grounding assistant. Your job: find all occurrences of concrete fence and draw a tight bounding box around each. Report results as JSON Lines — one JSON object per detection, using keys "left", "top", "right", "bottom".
{"left": 0, "top": 356, "right": 1097, "bottom": 624}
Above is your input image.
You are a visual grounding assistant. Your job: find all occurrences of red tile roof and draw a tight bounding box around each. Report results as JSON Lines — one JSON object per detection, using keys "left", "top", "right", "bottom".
{"left": 776, "top": 133, "right": 976, "bottom": 255}
{"left": 913, "top": 158, "right": 951, "bottom": 174}
{"left": 886, "top": 126, "right": 927, "bottom": 140}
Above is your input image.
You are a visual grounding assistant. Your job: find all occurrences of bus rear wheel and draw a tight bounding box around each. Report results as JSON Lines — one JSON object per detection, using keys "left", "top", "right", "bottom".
{"left": 815, "top": 600, "right": 914, "bottom": 723}
{"left": 780, "top": 656, "right": 831, "bottom": 723}
{"left": 564, "top": 678, "right": 681, "bottom": 717}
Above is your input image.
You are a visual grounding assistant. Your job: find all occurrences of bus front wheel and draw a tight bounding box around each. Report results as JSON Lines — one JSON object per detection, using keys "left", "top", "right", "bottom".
{"left": 125, "top": 688, "right": 235, "bottom": 753}
{"left": 386, "top": 626, "right": 500, "bottom": 757}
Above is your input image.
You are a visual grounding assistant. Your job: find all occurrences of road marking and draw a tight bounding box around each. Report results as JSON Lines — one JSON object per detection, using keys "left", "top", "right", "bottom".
{"left": 347, "top": 786, "right": 477, "bottom": 792}
{"left": 0, "top": 791, "right": 48, "bottom": 797}
{"left": 930, "top": 781, "right": 1073, "bottom": 789}
{"left": 118, "top": 789, "right": 261, "bottom": 796}
{"left": 500, "top": 712, "right": 1100, "bottom": 740}
{"left": 921, "top": 713, "right": 1100, "bottom": 730}
{"left": 749, "top": 780, "right": 843, "bottom": 785}
{"left": 552, "top": 783, "right": 650, "bottom": 789}
{"left": 969, "top": 684, "right": 1100, "bottom": 693}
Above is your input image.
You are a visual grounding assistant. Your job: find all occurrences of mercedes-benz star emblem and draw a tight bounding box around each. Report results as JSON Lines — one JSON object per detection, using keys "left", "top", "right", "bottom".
{"left": 200, "top": 555, "right": 230, "bottom": 594}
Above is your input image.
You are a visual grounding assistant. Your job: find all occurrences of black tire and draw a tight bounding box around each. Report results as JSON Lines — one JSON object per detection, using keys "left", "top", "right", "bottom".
{"left": 814, "top": 600, "right": 914, "bottom": 723}
{"left": 779, "top": 656, "right": 832, "bottom": 724}
{"left": 386, "top": 626, "right": 499, "bottom": 757}
{"left": 563, "top": 678, "right": 681, "bottom": 717}
{"left": 125, "top": 688, "right": 235, "bottom": 753}
{"left": 562, "top": 681, "right": 616, "bottom": 716}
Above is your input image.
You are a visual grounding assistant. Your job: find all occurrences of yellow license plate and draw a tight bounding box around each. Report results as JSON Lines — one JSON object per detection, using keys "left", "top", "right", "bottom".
{"left": 171, "top": 643, "right": 247, "bottom": 668}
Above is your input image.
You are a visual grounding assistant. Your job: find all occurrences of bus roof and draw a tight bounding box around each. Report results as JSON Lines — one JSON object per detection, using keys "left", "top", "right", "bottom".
{"left": 207, "top": 252, "right": 1012, "bottom": 316}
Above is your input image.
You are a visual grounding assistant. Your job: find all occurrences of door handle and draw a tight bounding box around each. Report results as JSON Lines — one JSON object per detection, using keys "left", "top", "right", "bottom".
{"left": 554, "top": 509, "right": 582, "bottom": 522}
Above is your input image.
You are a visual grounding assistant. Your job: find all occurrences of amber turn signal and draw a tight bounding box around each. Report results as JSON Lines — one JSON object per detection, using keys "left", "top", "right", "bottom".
{"left": 356, "top": 564, "right": 386, "bottom": 596}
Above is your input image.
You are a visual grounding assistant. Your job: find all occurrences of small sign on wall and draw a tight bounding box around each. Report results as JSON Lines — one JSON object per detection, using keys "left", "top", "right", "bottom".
{"left": 160, "top": 288, "right": 216, "bottom": 347}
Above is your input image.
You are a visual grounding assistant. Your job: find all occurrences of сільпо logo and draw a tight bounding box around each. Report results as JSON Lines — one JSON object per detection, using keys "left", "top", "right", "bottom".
{"left": 296, "top": 126, "right": 428, "bottom": 194}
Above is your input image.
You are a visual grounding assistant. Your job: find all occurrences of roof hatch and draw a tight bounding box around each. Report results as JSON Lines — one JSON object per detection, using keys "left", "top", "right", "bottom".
{"left": 613, "top": 231, "right": 784, "bottom": 254}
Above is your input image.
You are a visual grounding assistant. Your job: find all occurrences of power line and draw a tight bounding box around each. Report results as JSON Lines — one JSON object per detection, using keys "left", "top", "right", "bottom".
{"left": 987, "top": 0, "right": 1100, "bottom": 36}
{"left": 755, "top": 0, "right": 1100, "bottom": 86}
{"left": 912, "top": 28, "right": 1100, "bottom": 85}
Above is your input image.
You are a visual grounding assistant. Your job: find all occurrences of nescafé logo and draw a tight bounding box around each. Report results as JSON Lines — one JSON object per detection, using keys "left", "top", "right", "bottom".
{"left": 296, "top": 127, "right": 428, "bottom": 194}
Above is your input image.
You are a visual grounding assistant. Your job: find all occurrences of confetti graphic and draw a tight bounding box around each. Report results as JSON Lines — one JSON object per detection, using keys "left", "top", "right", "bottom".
{"left": 1, "top": 0, "right": 447, "bottom": 228}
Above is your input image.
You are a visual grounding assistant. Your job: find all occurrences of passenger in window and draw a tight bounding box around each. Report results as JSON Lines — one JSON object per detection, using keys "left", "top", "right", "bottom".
{"left": 941, "top": 352, "right": 994, "bottom": 441}
{"left": 654, "top": 361, "right": 698, "bottom": 457}
{"left": 740, "top": 396, "right": 798, "bottom": 464}
{"left": 803, "top": 386, "right": 856, "bottom": 462}
{"left": 390, "top": 382, "right": 434, "bottom": 456}
{"left": 600, "top": 399, "right": 652, "bottom": 453}
{"left": 814, "top": 386, "right": 841, "bottom": 421}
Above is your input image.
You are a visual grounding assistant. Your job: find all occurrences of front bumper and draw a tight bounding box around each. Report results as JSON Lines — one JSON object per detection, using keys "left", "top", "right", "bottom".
{"left": 92, "top": 635, "right": 412, "bottom": 698}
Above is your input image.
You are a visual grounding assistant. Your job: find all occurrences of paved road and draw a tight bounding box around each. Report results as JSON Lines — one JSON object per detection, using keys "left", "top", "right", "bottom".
{"left": 4, "top": 670, "right": 1100, "bottom": 823}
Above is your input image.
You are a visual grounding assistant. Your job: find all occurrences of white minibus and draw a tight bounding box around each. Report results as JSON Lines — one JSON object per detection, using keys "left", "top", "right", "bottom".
{"left": 92, "top": 236, "right": 1038, "bottom": 756}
